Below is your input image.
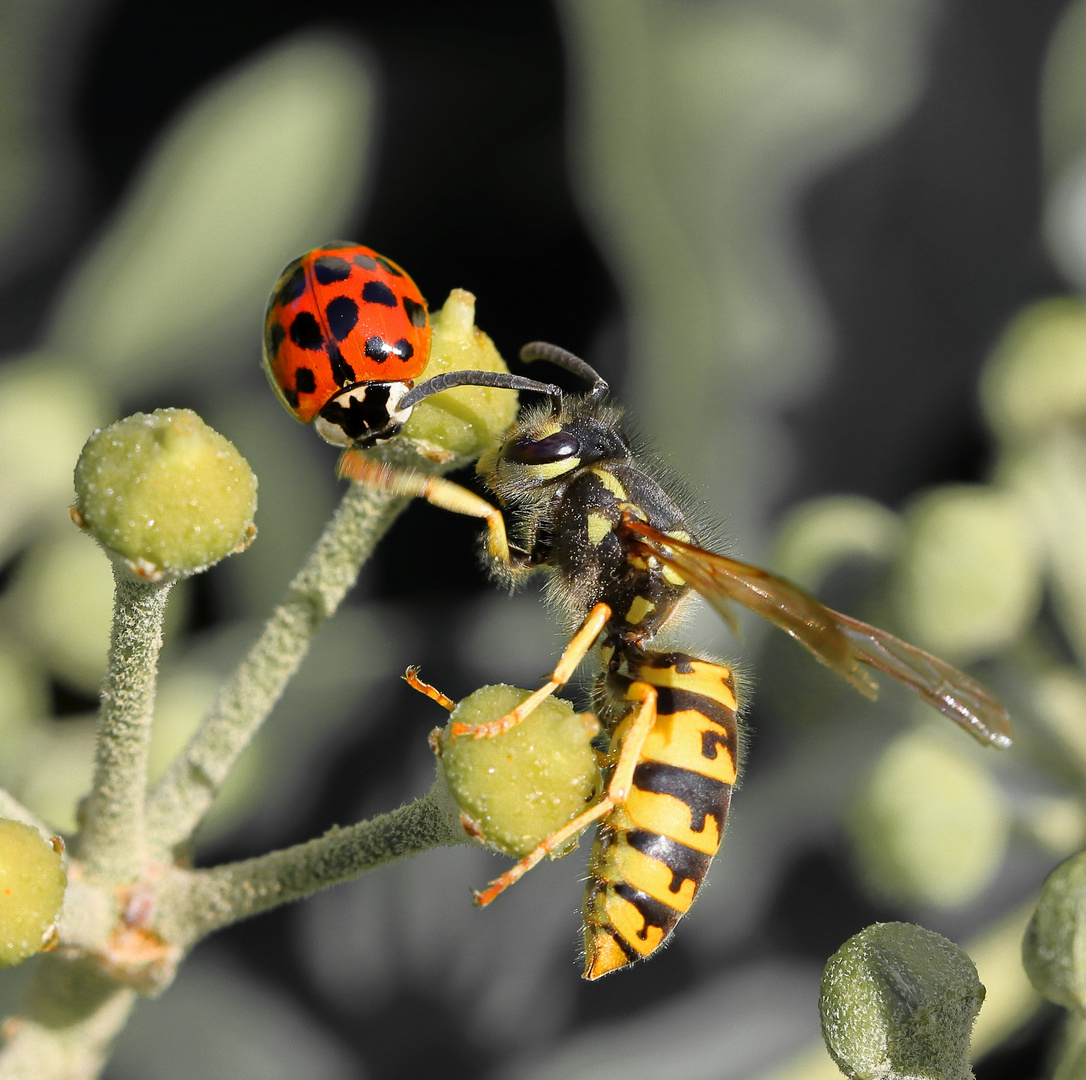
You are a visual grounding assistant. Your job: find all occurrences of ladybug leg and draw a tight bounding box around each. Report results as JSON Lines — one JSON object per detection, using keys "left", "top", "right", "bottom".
{"left": 449, "top": 603, "right": 611, "bottom": 740}
{"left": 472, "top": 679, "right": 655, "bottom": 907}
{"left": 403, "top": 666, "right": 456, "bottom": 711}
{"left": 337, "top": 451, "right": 517, "bottom": 567}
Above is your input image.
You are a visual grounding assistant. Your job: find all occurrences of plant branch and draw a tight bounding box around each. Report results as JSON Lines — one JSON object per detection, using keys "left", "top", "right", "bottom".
{"left": 154, "top": 782, "right": 467, "bottom": 946}
{"left": 0, "top": 956, "right": 137, "bottom": 1080}
{"left": 144, "top": 482, "right": 408, "bottom": 856}
{"left": 78, "top": 571, "right": 173, "bottom": 883}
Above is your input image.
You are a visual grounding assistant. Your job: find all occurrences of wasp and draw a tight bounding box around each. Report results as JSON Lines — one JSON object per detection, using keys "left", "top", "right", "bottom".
{"left": 341, "top": 342, "right": 1012, "bottom": 979}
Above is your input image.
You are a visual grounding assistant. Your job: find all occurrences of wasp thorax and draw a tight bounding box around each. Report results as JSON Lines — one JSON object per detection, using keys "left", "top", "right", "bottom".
{"left": 313, "top": 381, "right": 412, "bottom": 448}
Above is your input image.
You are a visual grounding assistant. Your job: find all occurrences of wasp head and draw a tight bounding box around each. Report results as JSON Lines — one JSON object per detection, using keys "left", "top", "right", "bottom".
{"left": 477, "top": 397, "right": 631, "bottom": 508}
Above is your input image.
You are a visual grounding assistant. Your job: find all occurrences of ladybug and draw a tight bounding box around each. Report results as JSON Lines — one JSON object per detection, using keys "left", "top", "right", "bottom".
{"left": 263, "top": 243, "right": 432, "bottom": 448}
{"left": 264, "top": 243, "right": 570, "bottom": 455}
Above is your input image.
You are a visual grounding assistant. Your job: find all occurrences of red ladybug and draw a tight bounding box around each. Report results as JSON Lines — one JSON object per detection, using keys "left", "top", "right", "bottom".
{"left": 263, "top": 243, "right": 432, "bottom": 447}
{"left": 264, "top": 243, "right": 564, "bottom": 451}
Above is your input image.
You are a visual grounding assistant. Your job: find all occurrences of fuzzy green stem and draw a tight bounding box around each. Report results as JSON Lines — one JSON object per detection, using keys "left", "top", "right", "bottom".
{"left": 78, "top": 571, "right": 172, "bottom": 883}
{"left": 144, "top": 483, "right": 406, "bottom": 855}
{"left": 0, "top": 955, "right": 137, "bottom": 1080}
{"left": 154, "top": 785, "right": 466, "bottom": 946}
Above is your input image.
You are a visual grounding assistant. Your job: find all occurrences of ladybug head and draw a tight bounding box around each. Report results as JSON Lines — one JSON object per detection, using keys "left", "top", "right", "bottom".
{"left": 313, "top": 381, "right": 413, "bottom": 448}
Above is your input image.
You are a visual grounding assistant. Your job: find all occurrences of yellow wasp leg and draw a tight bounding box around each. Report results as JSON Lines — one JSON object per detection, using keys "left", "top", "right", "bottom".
{"left": 473, "top": 798, "right": 613, "bottom": 907}
{"left": 337, "top": 450, "right": 513, "bottom": 566}
{"left": 402, "top": 666, "right": 456, "bottom": 711}
{"left": 605, "top": 681, "right": 657, "bottom": 801}
{"left": 472, "top": 680, "right": 657, "bottom": 906}
{"left": 449, "top": 602, "right": 612, "bottom": 740}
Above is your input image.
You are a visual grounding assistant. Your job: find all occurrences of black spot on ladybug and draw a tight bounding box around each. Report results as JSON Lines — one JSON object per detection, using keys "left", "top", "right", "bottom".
{"left": 319, "top": 384, "right": 400, "bottom": 445}
{"left": 276, "top": 262, "right": 306, "bottom": 307}
{"left": 267, "top": 320, "right": 286, "bottom": 356}
{"left": 352, "top": 253, "right": 377, "bottom": 271}
{"left": 365, "top": 336, "right": 390, "bottom": 363}
{"left": 328, "top": 344, "right": 355, "bottom": 386}
{"left": 402, "top": 297, "right": 427, "bottom": 328}
{"left": 283, "top": 386, "right": 299, "bottom": 408}
{"left": 313, "top": 255, "right": 352, "bottom": 285}
{"left": 364, "top": 336, "right": 415, "bottom": 364}
{"left": 375, "top": 256, "right": 404, "bottom": 277}
{"left": 325, "top": 296, "right": 359, "bottom": 341}
{"left": 294, "top": 367, "right": 316, "bottom": 394}
{"left": 289, "top": 311, "right": 324, "bottom": 351}
{"left": 362, "top": 280, "right": 397, "bottom": 307}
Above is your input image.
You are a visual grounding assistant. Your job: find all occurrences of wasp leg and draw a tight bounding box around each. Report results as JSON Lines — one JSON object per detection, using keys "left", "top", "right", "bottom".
{"left": 473, "top": 798, "right": 614, "bottom": 907}
{"left": 403, "top": 666, "right": 456, "bottom": 711}
{"left": 605, "top": 681, "right": 657, "bottom": 802}
{"left": 337, "top": 451, "right": 518, "bottom": 567}
{"left": 449, "top": 603, "right": 612, "bottom": 740}
{"left": 472, "top": 682, "right": 657, "bottom": 906}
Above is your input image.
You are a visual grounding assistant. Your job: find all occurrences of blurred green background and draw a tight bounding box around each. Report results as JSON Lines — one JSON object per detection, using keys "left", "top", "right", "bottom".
{"left": 2, "top": 1, "right": 1085, "bottom": 1076}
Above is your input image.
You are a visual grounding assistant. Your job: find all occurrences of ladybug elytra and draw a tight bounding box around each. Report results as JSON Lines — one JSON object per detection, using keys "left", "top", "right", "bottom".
{"left": 262, "top": 243, "right": 432, "bottom": 448}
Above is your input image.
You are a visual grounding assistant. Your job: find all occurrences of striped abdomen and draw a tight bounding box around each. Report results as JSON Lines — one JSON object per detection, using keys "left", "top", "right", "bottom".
{"left": 582, "top": 653, "right": 739, "bottom": 980}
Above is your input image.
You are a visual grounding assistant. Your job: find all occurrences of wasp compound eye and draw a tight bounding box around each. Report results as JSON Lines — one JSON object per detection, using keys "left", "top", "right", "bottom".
{"left": 508, "top": 431, "right": 581, "bottom": 465}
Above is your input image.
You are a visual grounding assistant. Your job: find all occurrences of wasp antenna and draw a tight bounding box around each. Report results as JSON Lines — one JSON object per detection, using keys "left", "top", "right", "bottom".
{"left": 519, "top": 342, "right": 609, "bottom": 399}
{"left": 399, "top": 369, "right": 563, "bottom": 410}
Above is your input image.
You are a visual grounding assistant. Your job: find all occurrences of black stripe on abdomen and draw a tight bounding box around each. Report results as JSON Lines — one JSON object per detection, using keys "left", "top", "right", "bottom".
{"left": 632, "top": 760, "right": 732, "bottom": 837}
{"left": 613, "top": 883, "right": 684, "bottom": 942}
{"left": 625, "top": 830, "right": 713, "bottom": 894}
{"left": 654, "top": 685, "right": 736, "bottom": 733}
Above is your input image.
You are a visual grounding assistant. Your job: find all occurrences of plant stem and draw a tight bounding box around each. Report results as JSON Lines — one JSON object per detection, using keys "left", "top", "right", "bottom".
{"left": 154, "top": 785, "right": 466, "bottom": 946}
{"left": 0, "top": 956, "right": 137, "bottom": 1080}
{"left": 78, "top": 571, "right": 172, "bottom": 884}
{"left": 144, "top": 483, "right": 407, "bottom": 856}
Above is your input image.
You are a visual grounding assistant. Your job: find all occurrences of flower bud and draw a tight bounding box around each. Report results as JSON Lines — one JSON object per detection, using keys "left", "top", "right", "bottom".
{"left": 772, "top": 495, "right": 902, "bottom": 590}
{"left": 378, "top": 290, "right": 520, "bottom": 467}
{"left": 1022, "top": 848, "right": 1086, "bottom": 1014}
{"left": 73, "top": 408, "right": 257, "bottom": 581}
{"left": 893, "top": 485, "right": 1040, "bottom": 665}
{"left": 849, "top": 730, "right": 1008, "bottom": 909}
{"left": 981, "top": 297, "right": 1086, "bottom": 442}
{"left": 820, "top": 922, "right": 984, "bottom": 1080}
{"left": 433, "top": 684, "right": 601, "bottom": 857}
{"left": 0, "top": 820, "right": 66, "bottom": 967}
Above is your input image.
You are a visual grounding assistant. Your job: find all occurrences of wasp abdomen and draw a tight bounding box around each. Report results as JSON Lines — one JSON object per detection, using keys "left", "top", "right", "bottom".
{"left": 582, "top": 653, "right": 739, "bottom": 979}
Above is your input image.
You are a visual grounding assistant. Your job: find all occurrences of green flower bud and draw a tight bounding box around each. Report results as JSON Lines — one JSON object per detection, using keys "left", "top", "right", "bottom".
{"left": 849, "top": 730, "right": 1009, "bottom": 909}
{"left": 11, "top": 531, "right": 114, "bottom": 692}
{"left": 893, "top": 485, "right": 1040, "bottom": 664}
{"left": 1022, "top": 848, "right": 1086, "bottom": 1014}
{"left": 0, "top": 358, "right": 106, "bottom": 562}
{"left": 433, "top": 684, "right": 601, "bottom": 857}
{"left": 772, "top": 495, "right": 902, "bottom": 590}
{"left": 0, "top": 819, "right": 66, "bottom": 967}
{"left": 820, "top": 922, "right": 984, "bottom": 1080}
{"left": 981, "top": 297, "right": 1086, "bottom": 442}
{"left": 377, "top": 290, "right": 520, "bottom": 467}
{"left": 73, "top": 409, "right": 257, "bottom": 581}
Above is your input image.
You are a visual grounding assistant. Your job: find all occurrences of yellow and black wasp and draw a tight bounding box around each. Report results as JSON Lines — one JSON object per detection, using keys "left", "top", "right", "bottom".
{"left": 341, "top": 342, "right": 1012, "bottom": 979}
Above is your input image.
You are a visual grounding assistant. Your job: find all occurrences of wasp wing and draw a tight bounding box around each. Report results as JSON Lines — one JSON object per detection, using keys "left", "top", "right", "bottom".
{"left": 624, "top": 519, "right": 1012, "bottom": 748}
{"left": 833, "top": 611, "right": 1012, "bottom": 748}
